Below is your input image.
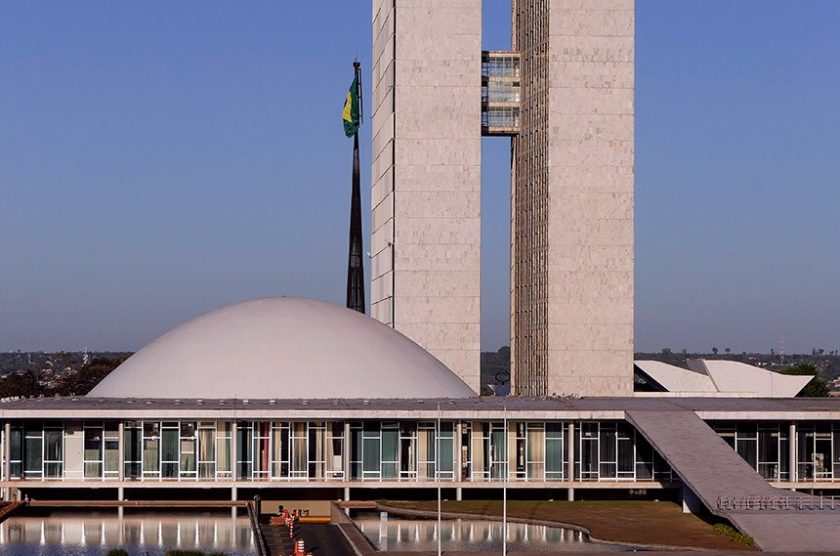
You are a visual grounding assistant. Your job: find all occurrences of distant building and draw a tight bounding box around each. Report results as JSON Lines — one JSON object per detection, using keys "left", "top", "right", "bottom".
{"left": 635, "top": 359, "right": 811, "bottom": 397}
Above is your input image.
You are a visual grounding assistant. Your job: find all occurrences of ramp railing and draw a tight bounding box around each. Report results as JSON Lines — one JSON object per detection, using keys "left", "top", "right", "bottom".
{"left": 717, "top": 494, "right": 840, "bottom": 512}
{"left": 247, "top": 500, "right": 271, "bottom": 556}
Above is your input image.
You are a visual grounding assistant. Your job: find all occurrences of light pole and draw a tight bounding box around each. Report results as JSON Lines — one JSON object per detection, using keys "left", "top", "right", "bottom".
{"left": 437, "top": 402, "right": 442, "bottom": 556}
{"left": 503, "top": 399, "right": 507, "bottom": 556}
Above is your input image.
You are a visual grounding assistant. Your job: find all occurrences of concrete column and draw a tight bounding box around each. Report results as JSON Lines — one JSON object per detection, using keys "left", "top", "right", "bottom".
{"left": 3, "top": 421, "right": 10, "bottom": 500}
{"left": 681, "top": 485, "right": 702, "bottom": 514}
{"left": 1, "top": 422, "right": 7, "bottom": 484}
{"left": 455, "top": 421, "right": 463, "bottom": 482}
{"left": 117, "top": 421, "right": 124, "bottom": 482}
{"left": 567, "top": 421, "right": 575, "bottom": 501}
{"left": 456, "top": 487, "right": 463, "bottom": 501}
{"left": 117, "top": 486, "right": 125, "bottom": 518}
{"left": 508, "top": 421, "right": 516, "bottom": 480}
{"left": 343, "top": 421, "right": 351, "bottom": 483}
{"left": 231, "top": 421, "right": 238, "bottom": 482}
{"left": 343, "top": 486, "right": 350, "bottom": 502}
{"left": 566, "top": 422, "right": 575, "bottom": 482}
{"left": 789, "top": 422, "right": 797, "bottom": 484}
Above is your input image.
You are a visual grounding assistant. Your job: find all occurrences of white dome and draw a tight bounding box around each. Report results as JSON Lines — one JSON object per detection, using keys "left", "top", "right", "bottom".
{"left": 89, "top": 298, "right": 475, "bottom": 399}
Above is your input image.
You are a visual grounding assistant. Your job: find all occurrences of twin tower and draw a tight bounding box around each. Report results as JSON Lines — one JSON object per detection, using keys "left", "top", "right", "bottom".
{"left": 369, "top": 0, "right": 634, "bottom": 397}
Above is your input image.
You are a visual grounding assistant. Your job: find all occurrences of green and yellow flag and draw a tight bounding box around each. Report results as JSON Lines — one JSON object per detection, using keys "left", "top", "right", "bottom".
{"left": 343, "top": 75, "right": 360, "bottom": 137}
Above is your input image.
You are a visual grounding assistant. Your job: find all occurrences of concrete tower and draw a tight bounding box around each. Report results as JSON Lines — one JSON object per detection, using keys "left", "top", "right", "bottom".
{"left": 370, "top": 0, "right": 482, "bottom": 392}
{"left": 510, "top": 0, "right": 635, "bottom": 396}
{"left": 370, "top": 0, "right": 634, "bottom": 397}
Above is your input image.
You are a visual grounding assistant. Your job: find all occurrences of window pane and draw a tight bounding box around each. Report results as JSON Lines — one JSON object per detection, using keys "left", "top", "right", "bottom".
{"left": 545, "top": 438, "right": 563, "bottom": 474}
{"left": 44, "top": 430, "right": 62, "bottom": 461}
{"left": 363, "top": 437, "right": 380, "bottom": 474}
{"left": 198, "top": 430, "right": 214, "bottom": 462}
{"left": 180, "top": 438, "right": 196, "bottom": 473}
{"left": 24, "top": 437, "right": 42, "bottom": 473}
{"left": 143, "top": 438, "right": 159, "bottom": 473}
{"left": 161, "top": 429, "right": 179, "bottom": 462}
{"left": 105, "top": 440, "right": 119, "bottom": 473}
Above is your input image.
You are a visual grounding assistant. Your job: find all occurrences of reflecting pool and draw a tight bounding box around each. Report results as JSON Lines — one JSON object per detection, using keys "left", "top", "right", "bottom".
{"left": 355, "top": 515, "right": 632, "bottom": 552}
{"left": 0, "top": 511, "right": 256, "bottom": 556}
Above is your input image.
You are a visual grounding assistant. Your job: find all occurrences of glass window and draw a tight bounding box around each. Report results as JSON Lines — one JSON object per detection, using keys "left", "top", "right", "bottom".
{"left": 161, "top": 428, "right": 178, "bottom": 462}
{"left": 124, "top": 425, "right": 142, "bottom": 479}
{"left": 24, "top": 437, "right": 42, "bottom": 476}
{"left": 104, "top": 440, "right": 119, "bottom": 476}
{"left": 44, "top": 428, "right": 62, "bottom": 478}
{"left": 84, "top": 427, "right": 102, "bottom": 478}
{"left": 381, "top": 425, "right": 399, "bottom": 479}
{"left": 143, "top": 424, "right": 160, "bottom": 475}
{"left": 180, "top": 438, "right": 196, "bottom": 475}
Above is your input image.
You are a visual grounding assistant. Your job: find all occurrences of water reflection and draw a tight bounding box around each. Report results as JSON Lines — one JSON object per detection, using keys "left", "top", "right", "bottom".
{"left": 356, "top": 516, "right": 630, "bottom": 552}
{"left": 0, "top": 512, "right": 255, "bottom": 556}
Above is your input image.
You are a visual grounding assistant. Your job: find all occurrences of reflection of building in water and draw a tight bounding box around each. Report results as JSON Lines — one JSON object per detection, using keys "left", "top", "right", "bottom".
{"left": 356, "top": 517, "right": 598, "bottom": 552}
{"left": 0, "top": 515, "right": 253, "bottom": 553}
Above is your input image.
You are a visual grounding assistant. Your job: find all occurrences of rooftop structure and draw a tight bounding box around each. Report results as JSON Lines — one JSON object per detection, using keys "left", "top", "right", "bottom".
{"left": 89, "top": 298, "right": 475, "bottom": 400}
{"left": 635, "top": 359, "right": 811, "bottom": 397}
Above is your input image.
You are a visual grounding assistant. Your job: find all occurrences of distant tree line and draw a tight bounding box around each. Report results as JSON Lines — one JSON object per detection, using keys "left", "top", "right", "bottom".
{"left": 0, "top": 356, "right": 127, "bottom": 399}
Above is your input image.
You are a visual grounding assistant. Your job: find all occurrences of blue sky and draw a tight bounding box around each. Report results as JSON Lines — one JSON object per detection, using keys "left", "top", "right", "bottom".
{"left": 1, "top": 1, "right": 838, "bottom": 354}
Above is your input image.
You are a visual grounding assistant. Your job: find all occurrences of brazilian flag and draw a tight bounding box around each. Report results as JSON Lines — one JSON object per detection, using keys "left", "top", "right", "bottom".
{"left": 343, "top": 75, "right": 360, "bottom": 137}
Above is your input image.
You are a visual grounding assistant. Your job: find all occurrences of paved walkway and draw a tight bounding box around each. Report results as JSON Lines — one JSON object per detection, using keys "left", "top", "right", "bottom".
{"left": 295, "top": 523, "right": 356, "bottom": 556}
{"left": 627, "top": 410, "right": 840, "bottom": 552}
{"left": 263, "top": 522, "right": 294, "bottom": 556}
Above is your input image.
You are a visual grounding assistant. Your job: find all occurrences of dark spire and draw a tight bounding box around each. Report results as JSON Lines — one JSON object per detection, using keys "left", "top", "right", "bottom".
{"left": 346, "top": 62, "right": 365, "bottom": 313}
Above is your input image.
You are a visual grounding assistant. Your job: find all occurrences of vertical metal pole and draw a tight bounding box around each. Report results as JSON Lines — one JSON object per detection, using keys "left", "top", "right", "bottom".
{"left": 355, "top": 60, "right": 363, "bottom": 123}
{"left": 437, "top": 403, "right": 442, "bottom": 556}
{"left": 503, "top": 401, "right": 507, "bottom": 556}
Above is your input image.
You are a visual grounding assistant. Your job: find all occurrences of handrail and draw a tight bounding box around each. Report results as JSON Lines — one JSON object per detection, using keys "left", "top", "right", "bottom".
{"left": 247, "top": 500, "right": 271, "bottom": 556}
{"left": 716, "top": 494, "right": 840, "bottom": 511}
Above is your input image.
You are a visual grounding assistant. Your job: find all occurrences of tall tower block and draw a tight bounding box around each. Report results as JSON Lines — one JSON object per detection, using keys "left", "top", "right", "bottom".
{"left": 511, "top": 0, "right": 635, "bottom": 396}
{"left": 370, "top": 0, "right": 482, "bottom": 392}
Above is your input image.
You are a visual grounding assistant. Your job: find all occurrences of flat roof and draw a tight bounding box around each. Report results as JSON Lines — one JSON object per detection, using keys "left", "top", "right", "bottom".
{"left": 0, "top": 396, "right": 839, "bottom": 420}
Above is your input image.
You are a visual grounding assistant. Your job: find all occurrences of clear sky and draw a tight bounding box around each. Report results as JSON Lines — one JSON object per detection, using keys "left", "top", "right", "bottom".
{"left": 1, "top": 1, "right": 839, "bottom": 354}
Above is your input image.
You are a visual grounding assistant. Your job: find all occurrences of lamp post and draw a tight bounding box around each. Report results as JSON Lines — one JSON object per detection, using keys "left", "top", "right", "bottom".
{"left": 437, "top": 402, "right": 442, "bottom": 556}
{"left": 503, "top": 399, "right": 507, "bottom": 556}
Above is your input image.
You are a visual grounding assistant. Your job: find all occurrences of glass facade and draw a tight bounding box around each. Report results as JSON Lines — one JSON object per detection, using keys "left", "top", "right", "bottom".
{"left": 1, "top": 419, "right": 675, "bottom": 484}
{"left": 711, "top": 421, "right": 840, "bottom": 482}
{"left": 481, "top": 51, "right": 521, "bottom": 135}
{"left": 4, "top": 418, "right": 838, "bottom": 485}
{"left": 713, "top": 422, "right": 791, "bottom": 481}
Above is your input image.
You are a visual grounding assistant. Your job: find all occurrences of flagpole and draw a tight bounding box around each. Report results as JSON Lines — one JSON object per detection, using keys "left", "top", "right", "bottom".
{"left": 355, "top": 60, "right": 363, "bottom": 124}
{"left": 346, "top": 62, "right": 365, "bottom": 313}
